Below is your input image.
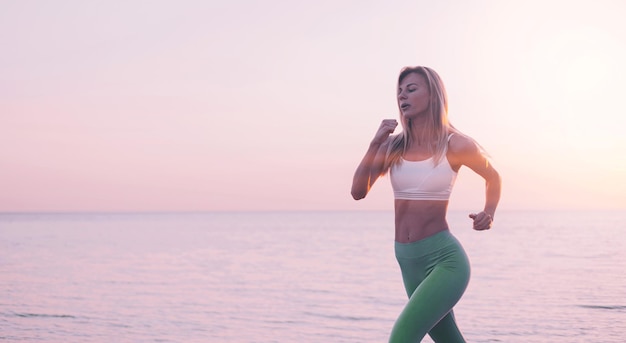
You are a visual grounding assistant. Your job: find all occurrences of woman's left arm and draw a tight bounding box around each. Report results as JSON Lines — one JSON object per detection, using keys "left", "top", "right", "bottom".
{"left": 450, "top": 135, "right": 502, "bottom": 230}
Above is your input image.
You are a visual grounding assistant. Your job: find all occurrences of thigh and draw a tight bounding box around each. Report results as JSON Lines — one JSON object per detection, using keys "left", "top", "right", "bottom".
{"left": 389, "top": 264, "right": 469, "bottom": 342}
{"left": 396, "top": 257, "right": 428, "bottom": 298}
{"left": 390, "top": 239, "right": 471, "bottom": 343}
{"left": 428, "top": 310, "right": 465, "bottom": 343}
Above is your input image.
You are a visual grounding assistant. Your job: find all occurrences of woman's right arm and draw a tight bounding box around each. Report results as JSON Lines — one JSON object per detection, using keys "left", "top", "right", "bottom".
{"left": 351, "top": 119, "right": 398, "bottom": 200}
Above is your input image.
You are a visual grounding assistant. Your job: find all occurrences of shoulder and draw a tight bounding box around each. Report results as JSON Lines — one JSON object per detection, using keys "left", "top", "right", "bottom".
{"left": 446, "top": 131, "right": 490, "bottom": 170}
{"left": 448, "top": 132, "right": 480, "bottom": 156}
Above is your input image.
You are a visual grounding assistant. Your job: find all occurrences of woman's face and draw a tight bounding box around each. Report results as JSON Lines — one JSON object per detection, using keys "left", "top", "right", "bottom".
{"left": 397, "top": 72, "right": 430, "bottom": 120}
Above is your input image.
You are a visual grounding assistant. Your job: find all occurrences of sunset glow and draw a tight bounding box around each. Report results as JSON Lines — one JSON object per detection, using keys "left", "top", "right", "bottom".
{"left": 1, "top": 0, "right": 625, "bottom": 212}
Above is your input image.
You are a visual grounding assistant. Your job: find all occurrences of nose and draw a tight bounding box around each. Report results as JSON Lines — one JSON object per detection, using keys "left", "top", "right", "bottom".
{"left": 398, "top": 91, "right": 407, "bottom": 101}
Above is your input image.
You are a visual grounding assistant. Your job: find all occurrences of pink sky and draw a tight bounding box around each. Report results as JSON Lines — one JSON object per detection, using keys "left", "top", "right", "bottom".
{"left": 2, "top": 0, "right": 625, "bottom": 212}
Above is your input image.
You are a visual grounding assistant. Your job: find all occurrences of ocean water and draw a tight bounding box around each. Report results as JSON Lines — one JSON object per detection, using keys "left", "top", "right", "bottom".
{"left": 0, "top": 210, "right": 625, "bottom": 342}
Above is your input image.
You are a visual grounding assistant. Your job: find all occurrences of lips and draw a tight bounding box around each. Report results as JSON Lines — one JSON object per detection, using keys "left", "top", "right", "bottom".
{"left": 400, "top": 103, "right": 410, "bottom": 111}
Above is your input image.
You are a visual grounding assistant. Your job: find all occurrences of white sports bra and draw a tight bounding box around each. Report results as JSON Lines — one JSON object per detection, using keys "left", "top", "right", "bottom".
{"left": 389, "top": 135, "right": 458, "bottom": 201}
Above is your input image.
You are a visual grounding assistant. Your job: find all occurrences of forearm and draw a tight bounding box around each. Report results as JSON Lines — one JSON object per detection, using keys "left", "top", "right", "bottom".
{"left": 483, "top": 172, "right": 501, "bottom": 218}
{"left": 351, "top": 142, "right": 383, "bottom": 200}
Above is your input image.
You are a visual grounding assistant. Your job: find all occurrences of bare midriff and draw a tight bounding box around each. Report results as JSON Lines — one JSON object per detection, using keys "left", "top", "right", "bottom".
{"left": 394, "top": 199, "right": 450, "bottom": 243}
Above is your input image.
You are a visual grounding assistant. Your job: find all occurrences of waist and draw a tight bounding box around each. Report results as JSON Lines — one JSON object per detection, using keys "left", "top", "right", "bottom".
{"left": 394, "top": 200, "right": 449, "bottom": 243}
{"left": 394, "top": 229, "right": 462, "bottom": 258}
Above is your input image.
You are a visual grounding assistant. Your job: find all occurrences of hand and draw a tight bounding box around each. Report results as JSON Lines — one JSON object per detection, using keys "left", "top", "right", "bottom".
{"left": 469, "top": 211, "right": 493, "bottom": 231}
{"left": 371, "top": 119, "right": 398, "bottom": 145}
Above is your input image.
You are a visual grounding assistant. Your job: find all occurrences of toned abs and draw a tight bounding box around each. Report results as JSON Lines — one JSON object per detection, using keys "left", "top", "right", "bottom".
{"left": 394, "top": 199, "right": 450, "bottom": 243}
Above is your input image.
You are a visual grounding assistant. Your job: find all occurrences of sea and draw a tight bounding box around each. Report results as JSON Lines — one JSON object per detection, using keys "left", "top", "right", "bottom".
{"left": 1, "top": 210, "right": 625, "bottom": 343}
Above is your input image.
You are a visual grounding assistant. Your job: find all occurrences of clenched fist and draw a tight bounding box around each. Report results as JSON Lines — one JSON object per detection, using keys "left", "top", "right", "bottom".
{"left": 371, "top": 119, "right": 398, "bottom": 145}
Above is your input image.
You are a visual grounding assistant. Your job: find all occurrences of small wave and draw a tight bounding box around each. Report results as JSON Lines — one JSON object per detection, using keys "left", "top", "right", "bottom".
{"left": 578, "top": 305, "right": 626, "bottom": 311}
{"left": 302, "top": 311, "right": 377, "bottom": 321}
{"left": 10, "top": 312, "right": 76, "bottom": 319}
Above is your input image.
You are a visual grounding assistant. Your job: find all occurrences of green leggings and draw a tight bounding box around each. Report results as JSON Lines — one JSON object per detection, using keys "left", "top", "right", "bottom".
{"left": 389, "top": 230, "right": 471, "bottom": 343}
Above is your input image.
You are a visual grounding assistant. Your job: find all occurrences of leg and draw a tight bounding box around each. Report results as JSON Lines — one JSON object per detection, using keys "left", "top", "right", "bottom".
{"left": 389, "top": 264, "right": 469, "bottom": 343}
{"left": 390, "top": 234, "right": 471, "bottom": 343}
{"left": 428, "top": 310, "right": 465, "bottom": 343}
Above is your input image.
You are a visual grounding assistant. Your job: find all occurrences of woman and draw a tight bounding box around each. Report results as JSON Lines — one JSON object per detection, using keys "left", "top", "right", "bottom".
{"left": 351, "top": 66, "right": 501, "bottom": 342}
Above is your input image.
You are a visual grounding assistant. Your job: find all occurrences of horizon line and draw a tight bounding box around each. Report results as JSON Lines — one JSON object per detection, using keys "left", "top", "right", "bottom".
{"left": 1, "top": 208, "right": 624, "bottom": 215}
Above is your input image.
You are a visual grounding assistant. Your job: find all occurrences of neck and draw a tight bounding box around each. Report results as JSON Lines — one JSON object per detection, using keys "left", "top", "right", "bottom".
{"left": 407, "top": 116, "right": 431, "bottom": 146}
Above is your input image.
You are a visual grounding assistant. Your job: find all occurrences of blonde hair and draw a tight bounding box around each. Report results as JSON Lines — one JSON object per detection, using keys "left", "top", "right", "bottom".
{"left": 383, "top": 66, "right": 453, "bottom": 173}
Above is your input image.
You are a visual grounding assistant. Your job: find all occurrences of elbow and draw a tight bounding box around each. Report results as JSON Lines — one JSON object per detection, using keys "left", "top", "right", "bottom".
{"left": 486, "top": 170, "right": 502, "bottom": 188}
{"left": 487, "top": 168, "right": 501, "bottom": 182}
{"left": 493, "top": 170, "right": 502, "bottom": 185}
{"left": 351, "top": 188, "right": 367, "bottom": 201}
